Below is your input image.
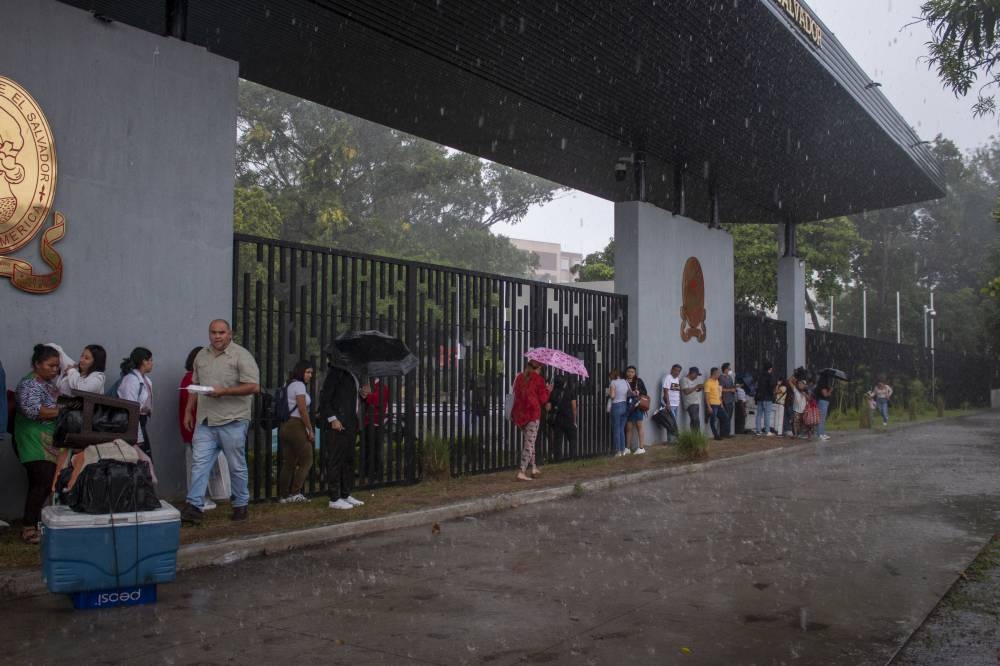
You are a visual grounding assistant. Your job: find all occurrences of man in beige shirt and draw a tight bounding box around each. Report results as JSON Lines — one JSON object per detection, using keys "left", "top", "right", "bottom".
{"left": 182, "top": 319, "right": 260, "bottom": 523}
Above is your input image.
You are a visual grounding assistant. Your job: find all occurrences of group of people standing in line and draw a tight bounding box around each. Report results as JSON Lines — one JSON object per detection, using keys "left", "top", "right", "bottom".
{"left": 7, "top": 320, "right": 280, "bottom": 543}
{"left": 8, "top": 343, "right": 157, "bottom": 544}
{"left": 7, "top": 326, "right": 900, "bottom": 543}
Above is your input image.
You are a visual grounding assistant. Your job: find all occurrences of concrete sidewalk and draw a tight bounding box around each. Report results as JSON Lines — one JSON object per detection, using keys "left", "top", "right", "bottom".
{"left": 2, "top": 411, "right": 998, "bottom": 664}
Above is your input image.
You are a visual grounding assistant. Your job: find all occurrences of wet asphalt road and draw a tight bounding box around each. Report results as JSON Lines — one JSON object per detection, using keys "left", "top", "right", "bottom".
{"left": 4, "top": 412, "right": 1000, "bottom": 665}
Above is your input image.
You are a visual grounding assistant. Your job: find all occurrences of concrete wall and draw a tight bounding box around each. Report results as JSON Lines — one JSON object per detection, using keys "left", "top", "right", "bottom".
{"left": 0, "top": 0, "right": 238, "bottom": 519}
{"left": 614, "top": 202, "right": 735, "bottom": 442}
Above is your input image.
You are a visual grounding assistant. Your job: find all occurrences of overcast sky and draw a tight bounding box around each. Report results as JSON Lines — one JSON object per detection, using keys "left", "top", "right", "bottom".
{"left": 493, "top": 0, "right": 1000, "bottom": 257}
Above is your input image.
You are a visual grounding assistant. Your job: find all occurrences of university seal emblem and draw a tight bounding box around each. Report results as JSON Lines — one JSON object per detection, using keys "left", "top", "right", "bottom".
{"left": 0, "top": 75, "right": 65, "bottom": 294}
{"left": 680, "top": 256, "right": 706, "bottom": 342}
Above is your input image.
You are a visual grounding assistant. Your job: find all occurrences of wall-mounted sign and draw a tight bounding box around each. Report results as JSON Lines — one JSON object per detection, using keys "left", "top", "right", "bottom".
{"left": 0, "top": 75, "right": 65, "bottom": 294}
{"left": 773, "top": 0, "right": 823, "bottom": 48}
{"left": 680, "top": 257, "right": 706, "bottom": 343}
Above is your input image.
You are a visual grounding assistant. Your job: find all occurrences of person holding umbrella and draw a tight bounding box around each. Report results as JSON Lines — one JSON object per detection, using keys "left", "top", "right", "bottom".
{"left": 815, "top": 373, "right": 834, "bottom": 441}
{"left": 321, "top": 330, "right": 419, "bottom": 507}
{"left": 816, "top": 368, "right": 847, "bottom": 440}
{"left": 319, "top": 358, "right": 366, "bottom": 510}
{"left": 511, "top": 359, "right": 551, "bottom": 481}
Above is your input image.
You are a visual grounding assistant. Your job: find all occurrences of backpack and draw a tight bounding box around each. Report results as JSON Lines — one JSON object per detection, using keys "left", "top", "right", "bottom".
{"left": 273, "top": 382, "right": 292, "bottom": 424}
{"left": 104, "top": 377, "right": 122, "bottom": 398}
{"left": 106, "top": 374, "right": 144, "bottom": 402}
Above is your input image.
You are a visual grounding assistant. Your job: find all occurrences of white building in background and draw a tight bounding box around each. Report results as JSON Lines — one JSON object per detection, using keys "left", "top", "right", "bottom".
{"left": 508, "top": 238, "right": 583, "bottom": 284}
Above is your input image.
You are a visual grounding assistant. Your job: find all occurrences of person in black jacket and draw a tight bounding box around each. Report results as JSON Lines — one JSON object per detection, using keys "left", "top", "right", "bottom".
{"left": 319, "top": 362, "right": 367, "bottom": 510}
{"left": 545, "top": 375, "right": 578, "bottom": 461}
{"left": 753, "top": 363, "right": 776, "bottom": 436}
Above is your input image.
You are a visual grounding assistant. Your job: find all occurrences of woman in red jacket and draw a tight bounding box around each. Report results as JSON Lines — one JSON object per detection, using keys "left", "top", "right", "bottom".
{"left": 511, "top": 360, "right": 551, "bottom": 481}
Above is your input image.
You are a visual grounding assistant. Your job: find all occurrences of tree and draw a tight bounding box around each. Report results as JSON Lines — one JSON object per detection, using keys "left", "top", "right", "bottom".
{"left": 235, "top": 81, "right": 561, "bottom": 276}
{"left": 921, "top": 0, "right": 1000, "bottom": 117}
{"left": 571, "top": 238, "right": 615, "bottom": 282}
{"left": 725, "top": 218, "right": 866, "bottom": 327}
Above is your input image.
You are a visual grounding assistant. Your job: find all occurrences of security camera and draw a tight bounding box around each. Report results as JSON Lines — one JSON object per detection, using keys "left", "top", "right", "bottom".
{"left": 615, "top": 160, "right": 628, "bottom": 182}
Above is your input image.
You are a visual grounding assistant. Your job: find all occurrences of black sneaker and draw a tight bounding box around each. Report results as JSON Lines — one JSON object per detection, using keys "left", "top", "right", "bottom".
{"left": 231, "top": 505, "right": 249, "bottom": 521}
{"left": 180, "top": 503, "right": 204, "bottom": 525}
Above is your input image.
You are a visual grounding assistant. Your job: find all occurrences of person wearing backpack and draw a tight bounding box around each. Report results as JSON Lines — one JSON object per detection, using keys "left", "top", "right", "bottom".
{"left": 277, "top": 360, "right": 315, "bottom": 504}
{"left": 117, "top": 347, "right": 154, "bottom": 458}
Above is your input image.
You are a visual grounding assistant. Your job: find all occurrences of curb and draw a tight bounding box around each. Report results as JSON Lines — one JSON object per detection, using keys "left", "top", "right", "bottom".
{"left": 0, "top": 444, "right": 796, "bottom": 601}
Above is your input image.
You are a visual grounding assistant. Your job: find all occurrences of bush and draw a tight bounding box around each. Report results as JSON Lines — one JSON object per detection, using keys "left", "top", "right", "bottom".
{"left": 906, "top": 379, "right": 928, "bottom": 418}
{"left": 420, "top": 435, "right": 451, "bottom": 480}
{"left": 676, "top": 429, "right": 709, "bottom": 460}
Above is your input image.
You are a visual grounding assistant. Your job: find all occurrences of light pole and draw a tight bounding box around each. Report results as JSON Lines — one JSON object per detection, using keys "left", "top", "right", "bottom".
{"left": 924, "top": 298, "right": 937, "bottom": 403}
{"left": 927, "top": 289, "right": 937, "bottom": 403}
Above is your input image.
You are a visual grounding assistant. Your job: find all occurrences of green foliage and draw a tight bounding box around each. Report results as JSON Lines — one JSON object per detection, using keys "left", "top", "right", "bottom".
{"left": 571, "top": 482, "right": 585, "bottom": 498}
{"left": 572, "top": 237, "right": 615, "bottom": 282}
{"left": 420, "top": 435, "right": 451, "bottom": 480}
{"left": 907, "top": 379, "right": 929, "bottom": 418}
{"left": 921, "top": 0, "right": 1000, "bottom": 117}
{"left": 675, "top": 429, "right": 709, "bottom": 459}
{"left": 235, "top": 80, "right": 562, "bottom": 277}
{"left": 725, "top": 218, "right": 866, "bottom": 323}
{"left": 726, "top": 224, "right": 779, "bottom": 311}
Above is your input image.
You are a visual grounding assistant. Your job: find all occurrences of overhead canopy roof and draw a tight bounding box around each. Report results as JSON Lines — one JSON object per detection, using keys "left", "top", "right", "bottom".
{"left": 59, "top": 0, "right": 945, "bottom": 225}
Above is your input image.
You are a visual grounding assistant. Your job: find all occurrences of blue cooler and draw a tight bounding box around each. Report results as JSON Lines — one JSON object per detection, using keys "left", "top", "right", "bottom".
{"left": 41, "top": 500, "right": 181, "bottom": 597}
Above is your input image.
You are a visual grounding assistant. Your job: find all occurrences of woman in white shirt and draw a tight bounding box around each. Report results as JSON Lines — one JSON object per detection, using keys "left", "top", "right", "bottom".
{"left": 278, "top": 360, "right": 315, "bottom": 503}
{"left": 118, "top": 347, "right": 154, "bottom": 458}
{"left": 56, "top": 344, "right": 107, "bottom": 396}
{"left": 607, "top": 368, "right": 630, "bottom": 457}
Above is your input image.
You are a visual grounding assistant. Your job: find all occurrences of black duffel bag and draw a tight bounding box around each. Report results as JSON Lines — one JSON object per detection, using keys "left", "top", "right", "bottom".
{"left": 61, "top": 459, "right": 160, "bottom": 514}
{"left": 651, "top": 406, "right": 678, "bottom": 436}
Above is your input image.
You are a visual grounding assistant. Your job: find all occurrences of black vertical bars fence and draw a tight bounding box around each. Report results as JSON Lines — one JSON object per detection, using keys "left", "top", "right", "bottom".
{"left": 233, "top": 234, "right": 628, "bottom": 501}
{"left": 736, "top": 314, "right": 999, "bottom": 409}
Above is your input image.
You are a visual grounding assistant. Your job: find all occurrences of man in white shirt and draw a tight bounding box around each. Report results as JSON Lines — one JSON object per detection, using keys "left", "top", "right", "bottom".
{"left": 679, "top": 367, "right": 703, "bottom": 432}
{"left": 661, "top": 364, "right": 682, "bottom": 442}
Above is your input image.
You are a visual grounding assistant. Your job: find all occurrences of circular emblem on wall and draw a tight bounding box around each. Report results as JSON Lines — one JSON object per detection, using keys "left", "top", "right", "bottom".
{"left": 0, "top": 77, "right": 57, "bottom": 253}
{"left": 0, "top": 75, "right": 65, "bottom": 294}
{"left": 680, "top": 256, "right": 707, "bottom": 342}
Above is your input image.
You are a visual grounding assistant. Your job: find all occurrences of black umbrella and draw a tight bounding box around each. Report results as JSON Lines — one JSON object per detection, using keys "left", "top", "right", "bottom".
{"left": 819, "top": 368, "right": 849, "bottom": 381}
{"left": 329, "top": 330, "right": 418, "bottom": 378}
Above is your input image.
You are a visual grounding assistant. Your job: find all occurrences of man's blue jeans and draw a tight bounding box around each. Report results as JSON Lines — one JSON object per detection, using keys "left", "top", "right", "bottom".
{"left": 187, "top": 420, "right": 250, "bottom": 509}
{"left": 817, "top": 399, "right": 830, "bottom": 436}
{"left": 610, "top": 401, "right": 628, "bottom": 453}
{"left": 708, "top": 404, "right": 724, "bottom": 438}
{"left": 755, "top": 400, "right": 772, "bottom": 433}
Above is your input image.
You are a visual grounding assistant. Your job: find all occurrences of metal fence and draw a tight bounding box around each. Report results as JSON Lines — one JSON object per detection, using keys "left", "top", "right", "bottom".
{"left": 232, "top": 234, "right": 628, "bottom": 501}
{"left": 806, "top": 328, "right": 999, "bottom": 409}
{"left": 736, "top": 314, "right": 999, "bottom": 409}
{"left": 734, "top": 313, "right": 787, "bottom": 379}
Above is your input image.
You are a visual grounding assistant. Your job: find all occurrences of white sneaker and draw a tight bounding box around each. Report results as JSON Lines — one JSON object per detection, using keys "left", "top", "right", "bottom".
{"left": 614, "top": 451, "right": 624, "bottom": 457}
{"left": 291, "top": 493, "right": 309, "bottom": 503}
{"left": 278, "top": 496, "right": 291, "bottom": 504}
{"left": 328, "top": 499, "right": 353, "bottom": 510}
{"left": 765, "top": 431, "right": 775, "bottom": 437}
{"left": 820, "top": 434, "right": 831, "bottom": 441}
{"left": 623, "top": 449, "right": 632, "bottom": 456}
{"left": 203, "top": 498, "right": 218, "bottom": 510}
{"left": 634, "top": 448, "right": 646, "bottom": 455}
{"left": 344, "top": 495, "right": 365, "bottom": 507}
